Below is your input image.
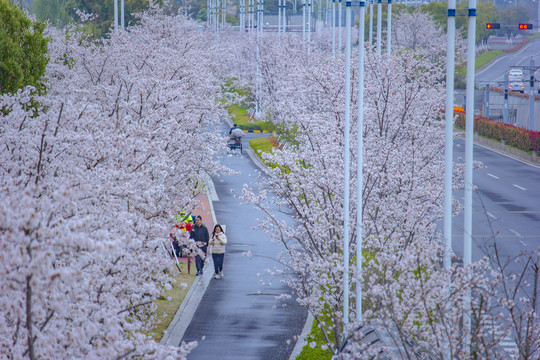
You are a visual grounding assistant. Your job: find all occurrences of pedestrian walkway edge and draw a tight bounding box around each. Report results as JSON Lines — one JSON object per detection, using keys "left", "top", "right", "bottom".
{"left": 245, "top": 147, "right": 272, "bottom": 175}
{"left": 289, "top": 312, "right": 314, "bottom": 360}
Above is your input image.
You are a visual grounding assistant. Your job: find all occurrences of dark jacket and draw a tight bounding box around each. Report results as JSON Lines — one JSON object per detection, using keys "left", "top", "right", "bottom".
{"left": 190, "top": 224, "right": 209, "bottom": 253}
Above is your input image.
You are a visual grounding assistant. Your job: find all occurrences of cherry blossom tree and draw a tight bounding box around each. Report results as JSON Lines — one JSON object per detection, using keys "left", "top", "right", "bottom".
{"left": 237, "top": 22, "right": 536, "bottom": 359}
{"left": 1, "top": 7, "right": 231, "bottom": 359}
{"left": 391, "top": 9, "right": 466, "bottom": 67}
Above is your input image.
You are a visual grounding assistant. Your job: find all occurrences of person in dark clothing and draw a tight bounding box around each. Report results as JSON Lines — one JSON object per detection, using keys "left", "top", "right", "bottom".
{"left": 229, "top": 123, "right": 239, "bottom": 135}
{"left": 190, "top": 215, "right": 210, "bottom": 276}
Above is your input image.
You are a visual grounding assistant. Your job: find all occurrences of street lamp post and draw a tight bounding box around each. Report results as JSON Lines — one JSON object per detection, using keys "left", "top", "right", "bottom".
{"left": 529, "top": 57, "right": 535, "bottom": 130}
{"left": 376, "top": 0, "right": 381, "bottom": 55}
{"left": 443, "top": 0, "right": 456, "bottom": 274}
{"left": 333, "top": 0, "right": 336, "bottom": 57}
{"left": 308, "top": 0, "right": 312, "bottom": 50}
{"left": 279, "top": 0, "right": 282, "bottom": 36}
{"left": 386, "top": 0, "right": 391, "bottom": 57}
{"left": 369, "top": 0, "right": 373, "bottom": 45}
{"left": 114, "top": 0, "right": 118, "bottom": 31}
{"left": 343, "top": 0, "right": 352, "bottom": 328}
{"left": 504, "top": 73, "right": 509, "bottom": 124}
{"left": 463, "top": 0, "right": 477, "bottom": 354}
{"left": 339, "top": 0, "right": 342, "bottom": 51}
{"left": 356, "top": 0, "right": 366, "bottom": 325}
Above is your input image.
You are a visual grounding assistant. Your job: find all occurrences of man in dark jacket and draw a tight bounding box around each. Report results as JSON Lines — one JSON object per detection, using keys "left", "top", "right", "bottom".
{"left": 190, "top": 215, "right": 210, "bottom": 276}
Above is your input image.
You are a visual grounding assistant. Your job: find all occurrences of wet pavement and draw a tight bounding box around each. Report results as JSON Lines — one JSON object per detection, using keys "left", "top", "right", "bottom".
{"left": 176, "top": 128, "right": 308, "bottom": 360}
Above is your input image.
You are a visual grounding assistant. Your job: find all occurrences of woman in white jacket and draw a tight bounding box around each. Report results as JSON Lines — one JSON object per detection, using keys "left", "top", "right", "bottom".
{"left": 210, "top": 224, "right": 227, "bottom": 279}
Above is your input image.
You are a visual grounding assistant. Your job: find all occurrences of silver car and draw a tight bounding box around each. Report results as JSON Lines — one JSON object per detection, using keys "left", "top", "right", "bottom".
{"left": 508, "top": 68, "right": 524, "bottom": 82}
{"left": 509, "top": 81, "right": 525, "bottom": 93}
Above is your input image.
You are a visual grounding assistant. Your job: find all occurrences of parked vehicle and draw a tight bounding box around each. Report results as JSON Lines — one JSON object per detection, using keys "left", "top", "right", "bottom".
{"left": 509, "top": 80, "right": 525, "bottom": 93}
{"left": 508, "top": 68, "right": 524, "bottom": 82}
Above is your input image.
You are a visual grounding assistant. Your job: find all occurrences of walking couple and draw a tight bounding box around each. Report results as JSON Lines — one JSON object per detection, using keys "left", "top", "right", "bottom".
{"left": 190, "top": 217, "right": 227, "bottom": 279}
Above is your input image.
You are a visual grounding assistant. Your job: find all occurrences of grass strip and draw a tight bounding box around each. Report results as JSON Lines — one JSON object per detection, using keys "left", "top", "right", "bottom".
{"left": 295, "top": 319, "right": 333, "bottom": 360}
{"left": 148, "top": 262, "right": 196, "bottom": 342}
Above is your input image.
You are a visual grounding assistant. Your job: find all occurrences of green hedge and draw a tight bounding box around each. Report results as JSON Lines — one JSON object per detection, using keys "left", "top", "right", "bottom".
{"left": 455, "top": 112, "right": 540, "bottom": 153}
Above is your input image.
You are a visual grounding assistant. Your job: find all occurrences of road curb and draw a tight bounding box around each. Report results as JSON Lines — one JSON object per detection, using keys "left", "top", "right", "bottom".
{"left": 289, "top": 312, "right": 314, "bottom": 360}
{"left": 456, "top": 131, "right": 540, "bottom": 169}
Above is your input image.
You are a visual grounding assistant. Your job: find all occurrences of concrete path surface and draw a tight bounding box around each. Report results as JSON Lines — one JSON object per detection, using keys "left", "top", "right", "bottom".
{"left": 163, "top": 127, "right": 308, "bottom": 360}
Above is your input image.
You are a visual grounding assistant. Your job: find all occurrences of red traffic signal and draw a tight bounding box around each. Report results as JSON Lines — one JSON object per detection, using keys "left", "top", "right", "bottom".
{"left": 486, "top": 23, "right": 500, "bottom": 29}
{"left": 518, "top": 23, "right": 533, "bottom": 30}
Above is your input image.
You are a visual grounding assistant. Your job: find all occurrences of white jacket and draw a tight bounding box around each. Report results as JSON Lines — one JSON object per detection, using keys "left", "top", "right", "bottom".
{"left": 210, "top": 232, "right": 227, "bottom": 254}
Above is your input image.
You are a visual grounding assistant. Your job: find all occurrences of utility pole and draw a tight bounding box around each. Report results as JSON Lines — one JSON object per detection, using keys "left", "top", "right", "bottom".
{"left": 485, "top": 84, "right": 490, "bottom": 118}
{"left": 369, "top": 0, "right": 373, "bottom": 45}
{"left": 376, "top": 0, "right": 381, "bottom": 55}
{"left": 279, "top": 0, "right": 282, "bottom": 35}
{"left": 386, "top": 0, "right": 392, "bottom": 57}
{"left": 283, "top": 0, "right": 287, "bottom": 34}
{"left": 504, "top": 73, "right": 509, "bottom": 124}
{"left": 463, "top": 0, "right": 477, "bottom": 353}
{"left": 303, "top": 0, "right": 306, "bottom": 46}
{"left": 443, "top": 0, "right": 456, "bottom": 274}
{"left": 528, "top": 57, "right": 535, "bottom": 130}
{"left": 308, "top": 0, "right": 312, "bottom": 51}
{"left": 339, "top": 0, "right": 343, "bottom": 51}
{"left": 114, "top": 0, "right": 118, "bottom": 31}
{"left": 343, "top": 0, "right": 352, "bottom": 328}
{"left": 332, "top": 0, "right": 336, "bottom": 57}
{"left": 356, "top": 0, "right": 366, "bottom": 326}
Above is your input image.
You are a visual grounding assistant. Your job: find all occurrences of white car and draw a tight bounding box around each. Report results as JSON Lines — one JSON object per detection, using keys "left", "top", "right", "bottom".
{"left": 509, "top": 81, "right": 525, "bottom": 93}
{"left": 508, "top": 68, "right": 524, "bottom": 82}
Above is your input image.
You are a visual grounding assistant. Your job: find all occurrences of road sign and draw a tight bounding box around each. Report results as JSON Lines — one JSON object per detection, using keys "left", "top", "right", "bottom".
{"left": 518, "top": 23, "right": 533, "bottom": 30}
{"left": 486, "top": 23, "right": 500, "bottom": 29}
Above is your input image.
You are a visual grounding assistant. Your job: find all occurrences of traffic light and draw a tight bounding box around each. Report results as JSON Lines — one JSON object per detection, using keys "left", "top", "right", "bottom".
{"left": 518, "top": 23, "right": 533, "bottom": 30}
{"left": 486, "top": 23, "right": 500, "bottom": 29}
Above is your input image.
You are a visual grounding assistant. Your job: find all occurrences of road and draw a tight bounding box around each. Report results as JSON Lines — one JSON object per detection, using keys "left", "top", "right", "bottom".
{"left": 451, "top": 138, "right": 540, "bottom": 289}
{"left": 476, "top": 37, "right": 540, "bottom": 86}
{"left": 180, "top": 129, "right": 307, "bottom": 360}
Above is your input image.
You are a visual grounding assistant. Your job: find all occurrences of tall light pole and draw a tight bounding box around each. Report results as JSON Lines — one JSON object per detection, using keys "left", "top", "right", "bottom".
{"left": 528, "top": 57, "right": 535, "bottom": 130}
{"left": 256, "top": 0, "right": 261, "bottom": 117}
{"left": 278, "top": 0, "right": 282, "bottom": 37}
{"left": 308, "top": 0, "right": 312, "bottom": 50}
{"left": 261, "top": 0, "right": 264, "bottom": 34}
{"left": 386, "top": 0, "right": 391, "bottom": 57}
{"left": 114, "top": 0, "right": 118, "bottom": 31}
{"left": 463, "top": 0, "right": 477, "bottom": 354}
{"left": 318, "top": 0, "right": 322, "bottom": 37}
{"left": 356, "top": 0, "right": 366, "bottom": 325}
{"left": 369, "top": 0, "right": 373, "bottom": 45}
{"left": 303, "top": 0, "right": 306, "bottom": 46}
{"left": 343, "top": 0, "right": 352, "bottom": 328}
{"left": 443, "top": 0, "right": 456, "bottom": 274}
{"left": 376, "top": 0, "right": 381, "bottom": 55}
{"left": 333, "top": 0, "right": 336, "bottom": 57}
{"left": 283, "top": 0, "right": 287, "bottom": 33}
{"left": 222, "top": 0, "right": 226, "bottom": 28}
{"left": 339, "top": 0, "right": 343, "bottom": 51}
{"left": 121, "top": 0, "right": 124, "bottom": 28}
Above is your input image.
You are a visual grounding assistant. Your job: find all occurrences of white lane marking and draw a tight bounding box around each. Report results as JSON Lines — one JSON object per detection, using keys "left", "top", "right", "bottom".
{"left": 487, "top": 173, "right": 499, "bottom": 179}
{"left": 487, "top": 212, "right": 497, "bottom": 219}
{"left": 520, "top": 241, "right": 528, "bottom": 247}
{"left": 513, "top": 184, "right": 526, "bottom": 190}
{"left": 509, "top": 229, "right": 522, "bottom": 238}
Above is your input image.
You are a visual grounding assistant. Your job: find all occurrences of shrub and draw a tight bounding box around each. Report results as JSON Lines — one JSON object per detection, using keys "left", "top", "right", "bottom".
{"left": 455, "top": 111, "right": 540, "bottom": 153}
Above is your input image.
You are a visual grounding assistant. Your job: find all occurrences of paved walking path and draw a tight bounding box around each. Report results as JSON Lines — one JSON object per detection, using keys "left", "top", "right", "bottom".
{"left": 162, "top": 127, "right": 308, "bottom": 359}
